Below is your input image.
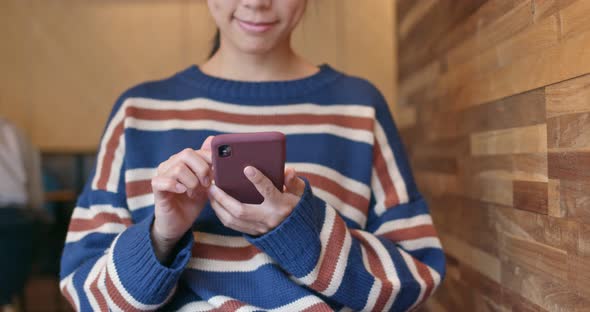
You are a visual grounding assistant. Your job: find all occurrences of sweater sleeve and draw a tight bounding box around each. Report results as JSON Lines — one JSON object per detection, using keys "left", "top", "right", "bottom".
{"left": 245, "top": 92, "right": 446, "bottom": 311}
{"left": 59, "top": 91, "right": 193, "bottom": 312}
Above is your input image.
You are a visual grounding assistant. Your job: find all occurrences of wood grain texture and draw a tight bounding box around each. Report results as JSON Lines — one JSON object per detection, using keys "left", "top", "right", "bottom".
{"left": 548, "top": 151, "right": 590, "bottom": 180}
{"left": 546, "top": 73, "right": 590, "bottom": 118}
{"left": 470, "top": 124, "right": 547, "bottom": 156}
{"left": 547, "top": 113, "right": 590, "bottom": 150}
{"left": 513, "top": 180, "right": 549, "bottom": 214}
{"left": 397, "top": 0, "right": 590, "bottom": 310}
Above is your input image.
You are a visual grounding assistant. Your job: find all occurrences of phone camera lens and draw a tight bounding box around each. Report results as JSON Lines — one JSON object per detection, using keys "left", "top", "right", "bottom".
{"left": 218, "top": 145, "right": 232, "bottom": 158}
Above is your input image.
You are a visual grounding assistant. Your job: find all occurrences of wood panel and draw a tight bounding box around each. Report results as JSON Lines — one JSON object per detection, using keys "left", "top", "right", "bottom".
{"left": 398, "top": 0, "right": 590, "bottom": 311}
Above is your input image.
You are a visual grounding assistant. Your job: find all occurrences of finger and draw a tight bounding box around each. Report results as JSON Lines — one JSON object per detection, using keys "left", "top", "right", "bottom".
{"left": 284, "top": 168, "right": 306, "bottom": 197}
{"left": 170, "top": 149, "right": 212, "bottom": 186}
{"left": 210, "top": 198, "right": 251, "bottom": 233}
{"left": 183, "top": 152, "right": 212, "bottom": 185}
{"left": 177, "top": 148, "right": 212, "bottom": 180}
{"left": 284, "top": 167, "right": 295, "bottom": 185}
{"left": 164, "top": 163, "right": 200, "bottom": 194}
{"left": 207, "top": 184, "right": 248, "bottom": 218}
{"left": 201, "top": 135, "right": 214, "bottom": 151}
{"left": 159, "top": 148, "right": 212, "bottom": 178}
{"left": 195, "top": 149, "right": 212, "bottom": 165}
{"left": 243, "top": 166, "right": 279, "bottom": 201}
{"left": 151, "top": 176, "right": 186, "bottom": 194}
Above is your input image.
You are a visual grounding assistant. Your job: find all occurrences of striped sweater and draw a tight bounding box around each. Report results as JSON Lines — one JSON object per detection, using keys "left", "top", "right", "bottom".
{"left": 59, "top": 64, "right": 445, "bottom": 311}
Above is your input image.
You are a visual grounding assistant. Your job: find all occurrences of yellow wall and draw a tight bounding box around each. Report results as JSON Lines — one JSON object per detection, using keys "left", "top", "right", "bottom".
{"left": 0, "top": 0, "right": 395, "bottom": 152}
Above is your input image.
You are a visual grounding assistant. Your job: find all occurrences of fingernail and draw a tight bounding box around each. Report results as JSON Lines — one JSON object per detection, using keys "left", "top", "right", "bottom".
{"left": 244, "top": 166, "right": 256, "bottom": 178}
{"left": 176, "top": 183, "right": 186, "bottom": 192}
{"left": 208, "top": 184, "right": 217, "bottom": 195}
{"left": 203, "top": 176, "right": 210, "bottom": 186}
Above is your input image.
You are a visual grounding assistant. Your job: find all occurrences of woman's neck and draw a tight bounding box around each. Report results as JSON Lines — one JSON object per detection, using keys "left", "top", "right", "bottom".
{"left": 200, "top": 39, "right": 319, "bottom": 82}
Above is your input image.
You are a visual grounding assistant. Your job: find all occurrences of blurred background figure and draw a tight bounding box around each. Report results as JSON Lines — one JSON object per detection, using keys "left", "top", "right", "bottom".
{"left": 0, "top": 118, "right": 48, "bottom": 311}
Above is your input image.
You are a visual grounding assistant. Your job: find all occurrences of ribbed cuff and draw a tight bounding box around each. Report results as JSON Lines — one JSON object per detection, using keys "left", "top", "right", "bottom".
{"left": 245, "top": 178, "right": 323, "bottom": 276}
{"left": 111, "top": 214, "right": 193, "bottom": 305}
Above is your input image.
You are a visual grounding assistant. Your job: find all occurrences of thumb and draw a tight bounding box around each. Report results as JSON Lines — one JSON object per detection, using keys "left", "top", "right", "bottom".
{"left": 284, "top": 167, "right": 305, "bottom": 197}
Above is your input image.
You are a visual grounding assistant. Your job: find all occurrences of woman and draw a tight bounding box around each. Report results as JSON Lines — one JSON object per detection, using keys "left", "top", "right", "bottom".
{"left": 60, "top": 1, "right": 445, "bottom": 311}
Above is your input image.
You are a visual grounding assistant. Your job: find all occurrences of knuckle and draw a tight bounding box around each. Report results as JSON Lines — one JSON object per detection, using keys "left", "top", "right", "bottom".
{"left": 181, "top": 148, "right": 193, "bottom": 158}
{"left": 234, "top": 206, "right": 247, "bottom": 219}
{"left": 263, "top": 184, "right": 275, "bottom": 196}
{"left": 254, "top": 174, "right": 264, "bottom": 184}
{"left": 195, "top": 166, "right": 208, "bottom": 178}
{"left": 156, "top": 163, "right": 166, "bottom": 175}
{"left": 172, "top": 165, "right": 184, "bottom": 176}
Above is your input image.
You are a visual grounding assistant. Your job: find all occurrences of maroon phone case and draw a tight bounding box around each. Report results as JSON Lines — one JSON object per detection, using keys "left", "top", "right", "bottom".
{"left": 211, "top": 132, "right": 286, "bottom": 204}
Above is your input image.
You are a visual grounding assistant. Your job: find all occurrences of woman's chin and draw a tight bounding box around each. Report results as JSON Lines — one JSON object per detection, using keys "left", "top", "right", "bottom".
{"left": 232, "top": 38, "right": 280, "bottom": 55}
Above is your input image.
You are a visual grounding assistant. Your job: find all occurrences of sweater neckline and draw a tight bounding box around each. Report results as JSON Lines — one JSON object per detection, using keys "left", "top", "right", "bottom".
{"left": 179, "top": 63, "right": 342, "bottom": 100}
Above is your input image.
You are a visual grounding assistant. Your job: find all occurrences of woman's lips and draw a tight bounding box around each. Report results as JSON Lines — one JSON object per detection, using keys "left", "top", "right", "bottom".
{"left": 235, "top": 18, "right": 277, "bottom": 34}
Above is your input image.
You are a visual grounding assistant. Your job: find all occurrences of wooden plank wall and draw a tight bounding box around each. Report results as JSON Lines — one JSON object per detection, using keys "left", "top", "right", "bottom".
{"left": 0, "top": 0, "right": 394, "bottom": 152}
{"left": 396, "top": 1, "right": 590, "bottom": 311}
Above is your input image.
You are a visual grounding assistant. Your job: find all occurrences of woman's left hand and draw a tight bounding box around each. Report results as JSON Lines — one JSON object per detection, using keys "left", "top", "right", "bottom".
{"left": 208, "top": 166, "right": 306, "bottom": 236}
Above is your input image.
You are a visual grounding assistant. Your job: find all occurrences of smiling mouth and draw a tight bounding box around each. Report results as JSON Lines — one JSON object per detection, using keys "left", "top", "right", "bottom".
{"left": 234, "top": 17, "right": 278, "bottom": 33}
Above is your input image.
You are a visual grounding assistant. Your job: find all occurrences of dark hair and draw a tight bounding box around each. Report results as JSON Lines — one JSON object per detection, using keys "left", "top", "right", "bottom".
{"left": 208, "top": 28, "right": 221, "bottom": 59}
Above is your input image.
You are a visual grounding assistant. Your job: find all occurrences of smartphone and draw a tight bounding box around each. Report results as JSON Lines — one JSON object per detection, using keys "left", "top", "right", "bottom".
{"left": 211, "top": 131, "right": 286, "bottom": 204}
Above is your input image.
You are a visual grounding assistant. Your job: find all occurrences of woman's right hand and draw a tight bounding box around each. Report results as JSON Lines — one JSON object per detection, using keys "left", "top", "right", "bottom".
{"left": 150, "top": 136, "right": 214, "bottom": 264}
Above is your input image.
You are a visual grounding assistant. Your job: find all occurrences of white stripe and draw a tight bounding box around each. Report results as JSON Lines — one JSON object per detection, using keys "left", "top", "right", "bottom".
{"left": 399, "top": 237, "right": 442, "bottom": 251}
{"left": 125, "top": 118, "right": 374, "bottom": 145}
{"left": 288, "top": 162, "right": 371, "bottom": 200}
{"left": 198, "top": 295, "right": 329, "bottom": 312}
{"left": 71, "top": 205, "right": 131, "bottom": 220}
{"left": 361, "top": 280, "right": 381, "bottom": 312}
{"left": 265, "top": 295, "right": 328, "bottom": 312}
{"left": 399, "top": 250, "right": 427, "bottom": 310}
{"left": 375, "top": 121, "right": 409, "bottom": 204}
{"left": 355, "top": 231, "right": 400, "bottom": 311}
{"left": 125, "top": 168, "right": 156, "bottom": 182}
{"left": 358, "top": 241, "right": 380, "bottom": 312}
{"left": 83, "top": 255, "right": 108, "bottom": 312}
{"left": 323, "top": 229, "right": 352, "bottom": 296}
{"left": 107, "top": 235, "right": 167, "bottom": 310}
{"left": 261, "top": 295, "right": 328, "bottom": 312}
{"left": 127, "top": 193, "right": 154, "bottom": 211}
{"left": 374, "top": 214, "right": 433, "bottom": 236}
{"left": 194, "top": 232, "right": 251, "bottom": 248}
{"left": 207, "top": 296, "right": 235, "bottom": 308}
{"left": 105, "top": 132, "right": 126, "bottom": 192}
{"left": 66, "top": 223, "right": 127, "bottom": 243}
{"left": 59, "top": 272, "right": 80, "bottom": 311}
{"left": 188, "top": 252, "right": 275, "bottom": 272}
{"left": 92, "top": 98, "right": 132, "bottom": 191}
{"left": 177, "top": 301, "right": 216, "bottom": 312}
{"left": 299, "top": 206, "right": 337, "bottom": 284}
{"left": 371, "top": 168, "right": 387, "bottom": 216}
{"left": 313, "top": 188, "right": 367, "bottom": 227}
{"left": 129, "top": 97, "right": 375, "bottom": 118}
